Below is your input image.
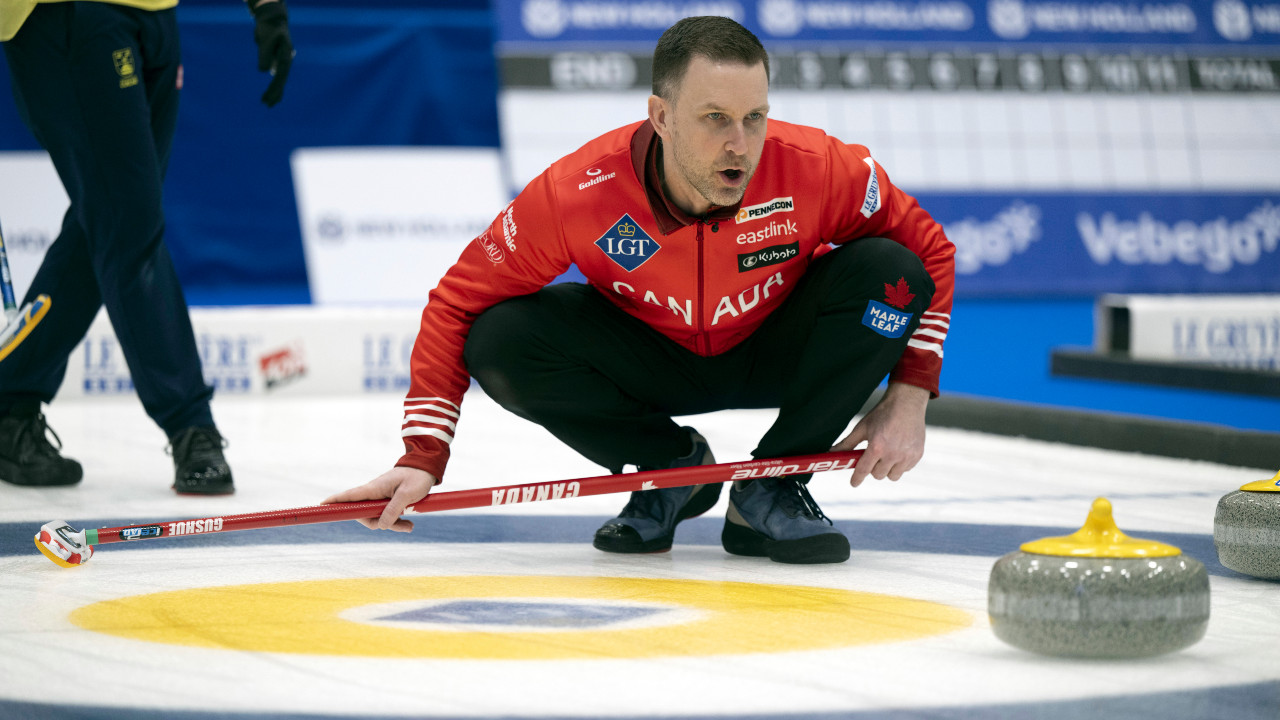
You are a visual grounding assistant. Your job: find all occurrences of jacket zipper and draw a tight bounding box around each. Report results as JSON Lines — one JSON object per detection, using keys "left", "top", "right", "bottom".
{"left": 695, "top": 221, "right": 707, "bottom": 354}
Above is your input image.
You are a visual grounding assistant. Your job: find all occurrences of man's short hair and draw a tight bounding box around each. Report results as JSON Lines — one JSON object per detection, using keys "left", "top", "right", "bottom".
{"left": 652, "top": 16, "right": 769, "bottom": 101}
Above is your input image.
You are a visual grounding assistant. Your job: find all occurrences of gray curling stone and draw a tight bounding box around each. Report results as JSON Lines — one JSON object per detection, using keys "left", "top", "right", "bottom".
{"left": 1214, "top": 471, "right": 1280, "bottom": 580}
{"left": 988, "top": 497, "right": 1209, "bottom": 658}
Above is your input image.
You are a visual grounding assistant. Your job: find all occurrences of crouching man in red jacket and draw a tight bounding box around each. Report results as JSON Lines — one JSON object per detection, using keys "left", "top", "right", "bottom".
{"left": 326, "top": 15, "right": 955, "bottom": 564}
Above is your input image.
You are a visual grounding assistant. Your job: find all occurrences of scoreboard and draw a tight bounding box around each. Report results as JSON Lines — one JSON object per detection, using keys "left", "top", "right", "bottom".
{"left": 494, "top": 0, "right": 1280, "bottom": 296}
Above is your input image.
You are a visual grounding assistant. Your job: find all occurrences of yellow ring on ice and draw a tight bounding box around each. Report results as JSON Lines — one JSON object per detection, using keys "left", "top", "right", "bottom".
{"left": 71, "top": 575, "right": 971, "bottom": 659}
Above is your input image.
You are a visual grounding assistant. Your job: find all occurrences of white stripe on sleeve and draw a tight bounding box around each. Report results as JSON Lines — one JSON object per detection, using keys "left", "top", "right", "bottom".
{"left": 402, "top": 414, "right": 457, "bottom": 432}
{"left": 907, "top": 338, "right": 944, "bottom": 358}
{"left": 402, "top": 403, "right": 460, "bottom": 418}
{"left": 913, "top": 327, "right": 948, "bottom": 341}
{"left": 401, "top": 427, "right": 455, "bottom": 443}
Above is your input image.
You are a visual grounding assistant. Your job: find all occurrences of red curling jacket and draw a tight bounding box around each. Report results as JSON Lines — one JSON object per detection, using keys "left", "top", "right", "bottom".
{"left": 396, "top": 119, "right": 955, "bottom": 480}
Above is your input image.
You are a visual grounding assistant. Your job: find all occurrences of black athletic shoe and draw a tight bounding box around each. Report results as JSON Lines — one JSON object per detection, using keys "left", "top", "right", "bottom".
{"left": 0, "top": 404, "right": 83, "bottom": 487}
{"left": 593, "top": 427, "right": 721, "bottom": 553}
{"left": 722, "top": 477, "right": 850, "bottom": 564}
{"left": 169, "top": 426, "right": 234, "bottom": 495}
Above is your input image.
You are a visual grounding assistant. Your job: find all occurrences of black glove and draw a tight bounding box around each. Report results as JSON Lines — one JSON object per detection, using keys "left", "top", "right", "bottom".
{"left": 249, "top": 0, "right": 294, "bottom": 107}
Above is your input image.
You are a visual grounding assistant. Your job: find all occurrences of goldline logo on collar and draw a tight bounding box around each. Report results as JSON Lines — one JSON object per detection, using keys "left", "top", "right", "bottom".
{"left": 579, "top": 167, "right": 616, "bottom": 190}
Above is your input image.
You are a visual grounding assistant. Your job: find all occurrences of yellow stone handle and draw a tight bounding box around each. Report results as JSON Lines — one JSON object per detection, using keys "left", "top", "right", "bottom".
{"left": 1020, "top": 497, "right": 1183, "bottom": 558}
{"left": 1239, "top": 470, "right": 1280, "bottom": 493}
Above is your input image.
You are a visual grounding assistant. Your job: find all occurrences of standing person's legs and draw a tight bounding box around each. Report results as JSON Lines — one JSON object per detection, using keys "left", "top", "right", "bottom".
{"left": 126, "top": 7, "right": 232, "bottom": 495}
{"left": 0, "top": 5, "right": 116, "bottom": 487}
{"left": 0, "top": 209, "right": 104, "bottom": 409}
{"left": 0, "top": 5, "right": 229, "bottom": 492}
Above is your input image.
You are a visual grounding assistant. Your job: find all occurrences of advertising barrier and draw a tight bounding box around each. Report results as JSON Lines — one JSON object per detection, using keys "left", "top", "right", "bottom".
{"left": 0, "top": 153, "right": 67, "bottom": 300}
{"left": 1096, "top": 293, "right": 1280, "bottom": 369}
{"left": 497, "top": 0, "right": 1280, "bottom": 49}
{"left": 924, "top": 193, "right": 1279, "bottom": 295}
{"left": 292, "top": 147, "right": 507, "bottom": 305}
{"left": 64, "top": 306, "right": 424, "bottom": 399}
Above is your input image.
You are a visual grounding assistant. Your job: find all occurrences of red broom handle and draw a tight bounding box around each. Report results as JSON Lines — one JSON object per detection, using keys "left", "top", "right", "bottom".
{"left": 84, "top": 450, "right": 862, "bottom": 545}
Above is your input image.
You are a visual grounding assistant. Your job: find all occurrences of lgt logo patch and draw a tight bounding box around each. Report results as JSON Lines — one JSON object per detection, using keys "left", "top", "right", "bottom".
{"left": 595, "top": 214, "right": 660, "bottom": 272}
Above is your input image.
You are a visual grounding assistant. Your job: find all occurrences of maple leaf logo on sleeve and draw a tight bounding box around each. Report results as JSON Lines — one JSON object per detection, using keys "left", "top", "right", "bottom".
{"left": 883, "top": 277, "right": 915, "bottom": 309}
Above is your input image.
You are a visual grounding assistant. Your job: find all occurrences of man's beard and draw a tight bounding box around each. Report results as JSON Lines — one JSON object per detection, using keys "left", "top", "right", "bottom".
{"left": 670, "top": 137, "right": 754, "bottom": 209}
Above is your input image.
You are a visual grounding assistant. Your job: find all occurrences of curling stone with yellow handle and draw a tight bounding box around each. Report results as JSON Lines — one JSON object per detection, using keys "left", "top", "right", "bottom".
{"left": 988, "top": 498, "right": 1209, "bottom": 658}
{"left": 1214, "top": 470, "right": 1280, "bottom": 580}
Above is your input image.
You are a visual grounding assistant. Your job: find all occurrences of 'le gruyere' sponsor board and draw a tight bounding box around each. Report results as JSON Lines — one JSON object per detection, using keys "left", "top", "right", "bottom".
{"left": 1100, "top": 293, "right": 1280, "bottom": 370}
{"left": 64, "top": 306, "right": 424, "bottom": 398}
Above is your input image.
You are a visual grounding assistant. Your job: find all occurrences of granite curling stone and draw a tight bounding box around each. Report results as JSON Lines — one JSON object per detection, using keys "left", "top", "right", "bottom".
{"left": 1214, "top": 470, "right": 1280, "bottom": 580}
{"left": 988, "top": 497, "right": 1209, "bottom": 658}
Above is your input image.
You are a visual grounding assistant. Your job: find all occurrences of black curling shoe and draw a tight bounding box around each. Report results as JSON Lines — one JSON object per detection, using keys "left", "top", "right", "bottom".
{"left": 0, "top": 404, "right": 83, "bottom": 487}
{"left": 593, "top": 427, "right": 720, "bottom": 553}
{"left": 169, "top": 426, "right": 234, "bottom": 495}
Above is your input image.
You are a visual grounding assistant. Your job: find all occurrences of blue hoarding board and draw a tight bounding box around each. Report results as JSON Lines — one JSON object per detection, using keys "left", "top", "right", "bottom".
{"left": 498, "top": 0, "right": 1280, "bottom": 50}
{"left": 925, "top": 193, "right": 1280, "bottom": 296}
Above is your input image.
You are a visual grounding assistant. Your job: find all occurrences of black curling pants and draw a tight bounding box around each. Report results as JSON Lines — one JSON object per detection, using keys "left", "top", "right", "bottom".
{"left": 0, "top": 4, "right": 214, "bottom": 435}
{"left": 464, "top": 237, "right": 935, "bottom": 475}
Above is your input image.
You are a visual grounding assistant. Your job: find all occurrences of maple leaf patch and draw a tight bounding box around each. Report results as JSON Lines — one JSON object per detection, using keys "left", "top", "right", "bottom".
{"left": 883, "top": 277, "right": 915, "bottom": 309}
